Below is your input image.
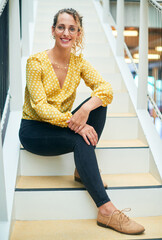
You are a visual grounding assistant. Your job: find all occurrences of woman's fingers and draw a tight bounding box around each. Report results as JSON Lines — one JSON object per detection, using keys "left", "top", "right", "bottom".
{"left": 82, "top": 134, "right": 90, "bottom": 145}
{"left": 88, "top": 131, "right": 97, "bottom": 146}
{"left": 77, "top": 124, "right": 98, "bottom": 146}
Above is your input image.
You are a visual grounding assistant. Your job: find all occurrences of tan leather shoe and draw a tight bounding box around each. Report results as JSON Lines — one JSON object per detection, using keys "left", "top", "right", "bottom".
{"left": 97, "top": 209, "right": 145, "bottom": 235}
{"left": 74, "top": 168, "right": 108, "bottom": 188}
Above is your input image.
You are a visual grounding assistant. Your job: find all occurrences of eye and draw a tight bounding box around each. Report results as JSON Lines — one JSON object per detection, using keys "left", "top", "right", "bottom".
{"left": 57, "top": 25, "right": 64, "bottom": 30}
{"left": 69, "top": 27, "right": 77, "bottom": 32}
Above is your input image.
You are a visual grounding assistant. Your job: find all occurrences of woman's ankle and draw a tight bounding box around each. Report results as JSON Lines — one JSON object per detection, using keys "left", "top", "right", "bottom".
{"left": 98, "top": 201, "right": 117, "bottom": 216}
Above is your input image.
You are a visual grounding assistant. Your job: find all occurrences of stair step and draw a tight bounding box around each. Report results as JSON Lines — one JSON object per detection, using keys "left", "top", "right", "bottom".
{"left": 108, "top": 112, "right": 136, "bottom": 117}
{"left": 72, "top": 91, "right": 135, "bottom": 114}
{"left": 10, "top": 216, "right": 162, "bottom": 240}
{"left": 16, "top": 173, "right": 161, "bottom": 190}
{"left": 97, "top": 139, "right": 148, "bottom": 148}
{"left": 20, "top": 143, "right": 149, "bottom": 176}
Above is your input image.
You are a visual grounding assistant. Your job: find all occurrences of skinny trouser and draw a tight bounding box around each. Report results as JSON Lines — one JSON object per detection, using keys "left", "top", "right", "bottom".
{"left": 19, "top": 98, "right": 110, "bottom": 207}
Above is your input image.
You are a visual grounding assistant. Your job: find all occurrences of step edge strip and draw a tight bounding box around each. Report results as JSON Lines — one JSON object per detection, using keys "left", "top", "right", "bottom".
{"left": 15, "top": 185, "right": 162, "bottom": 192}
{"left": 20, "top": 146, "right": 149, "bottom": 150}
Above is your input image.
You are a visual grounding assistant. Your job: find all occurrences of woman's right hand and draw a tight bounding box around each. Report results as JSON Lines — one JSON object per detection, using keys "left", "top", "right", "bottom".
{"left": 78, "top": 124, "right": 98, "bottom": 146}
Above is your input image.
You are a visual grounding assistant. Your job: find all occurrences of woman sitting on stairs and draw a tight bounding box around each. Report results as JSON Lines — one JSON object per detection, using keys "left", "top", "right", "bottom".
{"left": 19, "top": 8, "right": 145, "bottom": 235}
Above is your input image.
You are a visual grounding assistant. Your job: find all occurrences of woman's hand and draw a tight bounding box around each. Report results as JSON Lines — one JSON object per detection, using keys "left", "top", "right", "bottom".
{"left": 67, "top": 106, "right": 90, "bottom": 133}
{"left": 78, "top": 124, "right": 98, "bottom": 146}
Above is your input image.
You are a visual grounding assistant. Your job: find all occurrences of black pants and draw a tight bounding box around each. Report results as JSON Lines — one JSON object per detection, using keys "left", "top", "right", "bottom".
{"left": 19, "top": 98, "right": 110, "bottom": 207}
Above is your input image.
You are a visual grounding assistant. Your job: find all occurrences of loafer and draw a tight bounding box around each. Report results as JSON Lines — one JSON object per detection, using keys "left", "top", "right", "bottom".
{"left": 74, "top": 168, "right": 108, "bottom": 188}
{"left": 97, "top": 209, "right": 145, "bottom": 235}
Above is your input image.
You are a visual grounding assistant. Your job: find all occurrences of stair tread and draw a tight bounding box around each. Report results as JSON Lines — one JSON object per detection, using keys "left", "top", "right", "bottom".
{"left": 16, "top": 173, "right": 161, "bottom": 189}
{"left": 97, "top": 139, "right": 148, "bottom": 148}
{"left": 107, "top": 112, "right": 136, "bottom": 117}
{"left": 10, "top": 216, "right": 162, "bottom": 240}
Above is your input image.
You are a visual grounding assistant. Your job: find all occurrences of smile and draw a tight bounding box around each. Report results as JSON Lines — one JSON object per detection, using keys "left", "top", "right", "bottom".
{"left": 60, "top": 38, "right": 71, "bottom": 43}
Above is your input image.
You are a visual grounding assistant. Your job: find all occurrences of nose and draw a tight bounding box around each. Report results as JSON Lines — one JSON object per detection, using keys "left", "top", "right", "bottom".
{"left": 63, "top": 28, "right": 69, "bottom": 36}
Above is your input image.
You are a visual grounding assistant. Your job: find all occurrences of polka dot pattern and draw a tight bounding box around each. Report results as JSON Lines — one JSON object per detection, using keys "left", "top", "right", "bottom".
{"left": 22, "top": 51, "right": 113, "bottom": 127}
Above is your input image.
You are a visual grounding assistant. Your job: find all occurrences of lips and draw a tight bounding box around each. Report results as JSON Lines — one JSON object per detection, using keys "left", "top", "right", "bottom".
{"left": 60, "top": 38, "right": 71, "bottom": 43}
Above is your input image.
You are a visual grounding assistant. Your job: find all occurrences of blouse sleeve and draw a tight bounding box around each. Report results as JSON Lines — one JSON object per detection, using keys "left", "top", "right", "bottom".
{"left": 80, "top": 57, "right": 113, "bottom": 107}
{"left": 26, "top": 57, "right": 72, "bottom": 127}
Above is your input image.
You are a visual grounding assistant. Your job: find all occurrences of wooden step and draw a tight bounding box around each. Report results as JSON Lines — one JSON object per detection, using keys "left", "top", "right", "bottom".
{"left": 107, "top": 112, "right": 136, "bottom": 117}
{"left": 97, "top": 139, "right": 148, "bottom": 148}
{"left": 10, "top": 216, "right": 162, "bottom": 240}
{"left": 16, "top": 173, "right": 161, "bottom": 190}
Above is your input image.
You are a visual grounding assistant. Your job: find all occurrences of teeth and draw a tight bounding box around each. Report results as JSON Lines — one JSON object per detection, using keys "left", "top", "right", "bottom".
{"left": 61, "top": 39, "right": 69, "bottom": 42}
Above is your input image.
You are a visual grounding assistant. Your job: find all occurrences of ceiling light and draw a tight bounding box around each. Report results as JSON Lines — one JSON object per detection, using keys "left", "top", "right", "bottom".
{"left": 112, "top": 30, "right": 138, "bottom": 37}
{"left": 125, "top": 58, "right": 139, "bottom": 63}
{"left": 134, "top": 53, "right": 160, "bottom": 60}
{"left": 155, "top": 46, "right": 162, "bottom": 52}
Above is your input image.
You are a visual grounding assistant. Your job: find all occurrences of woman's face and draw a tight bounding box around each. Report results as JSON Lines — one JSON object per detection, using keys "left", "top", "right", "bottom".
{"left": 52, "top": 13, "right": 80, "bottom": 50}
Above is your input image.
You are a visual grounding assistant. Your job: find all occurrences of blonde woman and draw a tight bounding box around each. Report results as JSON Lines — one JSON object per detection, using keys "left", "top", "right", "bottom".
{"left": 19, "top": 8, "right": 145, "bottom": 235}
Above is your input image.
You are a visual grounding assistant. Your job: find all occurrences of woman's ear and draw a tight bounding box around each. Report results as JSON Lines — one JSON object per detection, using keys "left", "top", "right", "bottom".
{"left": 76, "top": 30, "right": 81, "bottom": 40}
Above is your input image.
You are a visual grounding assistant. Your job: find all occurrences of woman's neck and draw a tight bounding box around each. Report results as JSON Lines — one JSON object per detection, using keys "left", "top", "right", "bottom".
{"left": 51, "top": 46, "right": 71, "bottom": 64}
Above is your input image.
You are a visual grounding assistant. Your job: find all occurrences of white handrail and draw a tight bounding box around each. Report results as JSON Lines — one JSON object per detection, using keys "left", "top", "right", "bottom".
{"left": 148, "top": 94, "right": 162, "bottom": 121}
{"left": 1, "top": 89, "right": 11, "bottom": 132}
{"left": 0, "top": 118, "right": 8, "bottom": 221}
{"left": 124, "top": 42, "right": 139, "bottom": 74}
{"left": 149, "top": 0, "right": 162, "bottom": 11}
{"left": 0, "top": 0, "right": 8, "bottom": 16}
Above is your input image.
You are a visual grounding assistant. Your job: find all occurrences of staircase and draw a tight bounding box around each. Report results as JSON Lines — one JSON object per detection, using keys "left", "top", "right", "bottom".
{"left": 10, "top": 0, "right": 162, "bottom": 239}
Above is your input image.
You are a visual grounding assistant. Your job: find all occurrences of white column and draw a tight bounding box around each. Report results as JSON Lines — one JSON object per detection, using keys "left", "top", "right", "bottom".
{"left": 137, "top": 0, "right": 148, "bottom": 109}
{"left": 116, "top": 0, "right": 124, "bottom": 57}
{"left": 22, "top": 0, "right": 30, "bottom": 56}
{"left": 28, "top": 0, "right": 34, "bottom": 22}
{"left": 103, "top": 0, "right": 110, "bottom": 22}
{"left": 0, "top": 121, "right": 8, "bottom": 221}
{"left": 9, "top": 0, "right": 23, "bottom": 111}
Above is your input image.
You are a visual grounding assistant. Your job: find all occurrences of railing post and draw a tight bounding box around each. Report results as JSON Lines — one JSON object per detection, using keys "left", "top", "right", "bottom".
{"left": 116, "top": 0, "right": 124, "bottom": 57}
{"left": 103, "top": 0, "right": 110, "bottom": 22}
{"left": 9, "top": 0, "right": 23, "bottom": 111}
{"left": 137, "top": 0, "right": 148, "bottom": 109}
{"left": 0, "top": 119, "right": 8, "bottom": 221}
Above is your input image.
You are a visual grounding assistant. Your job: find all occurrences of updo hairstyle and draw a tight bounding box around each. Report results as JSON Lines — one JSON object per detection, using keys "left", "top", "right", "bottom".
{"left": 53, "top": 8, "right": 84, "bottom": 54}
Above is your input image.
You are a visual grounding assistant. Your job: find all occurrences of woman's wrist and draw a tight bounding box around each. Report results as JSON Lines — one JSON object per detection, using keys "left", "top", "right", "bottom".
{"left": 81, "top": 96, "right": 102, "bottom": 113}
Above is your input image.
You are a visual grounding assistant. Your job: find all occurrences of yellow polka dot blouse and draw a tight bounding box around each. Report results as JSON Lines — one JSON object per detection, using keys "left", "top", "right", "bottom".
{"left": 22, "top": 50, "right": 113, "bottom": 127}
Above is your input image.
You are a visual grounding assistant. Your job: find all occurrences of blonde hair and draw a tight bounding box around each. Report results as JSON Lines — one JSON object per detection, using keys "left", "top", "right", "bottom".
{"left": 53, "top": 8, "right": 84, "bottom": 55}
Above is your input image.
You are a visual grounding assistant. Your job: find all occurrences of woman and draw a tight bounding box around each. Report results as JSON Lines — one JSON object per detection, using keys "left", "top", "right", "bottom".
{"left": 19, "top": 8, "right": 145, "bottom": 235}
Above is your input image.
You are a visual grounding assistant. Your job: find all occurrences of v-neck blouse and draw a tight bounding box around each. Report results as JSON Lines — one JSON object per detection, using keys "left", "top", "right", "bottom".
{"left": 22, "top": 50, "right": 113, "bottom": 127}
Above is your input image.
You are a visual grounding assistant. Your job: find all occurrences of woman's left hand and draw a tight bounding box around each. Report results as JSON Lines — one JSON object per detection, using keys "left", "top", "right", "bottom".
{"left": 67, "top": 106, "right": 90, "bottom": 133}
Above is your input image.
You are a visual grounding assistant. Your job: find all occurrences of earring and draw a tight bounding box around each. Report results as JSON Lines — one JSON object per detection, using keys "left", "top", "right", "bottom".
{"left": 53, "top": 35, "right": 55, "bottom": 39}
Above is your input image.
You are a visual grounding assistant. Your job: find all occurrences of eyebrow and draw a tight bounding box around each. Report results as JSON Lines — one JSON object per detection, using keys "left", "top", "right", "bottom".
{"left": 57, "top": 24, "right": 77, "bottom": 27}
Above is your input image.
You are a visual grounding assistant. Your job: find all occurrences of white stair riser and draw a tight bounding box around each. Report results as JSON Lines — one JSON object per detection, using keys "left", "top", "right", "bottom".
{"left": 38, "top": 0, "right": 93, "bottom": 7}
{"left": 14, "top": 188, "right": 162, "bottom": 220}
{"left": 35, "top": 21, "right": 103, "bottom": 33}
{"left": 36, "top": 15, "right": 99, "bottom": 25}
{"left": 74, "top": 73, "right": 124, "bottom": 92}
{"left": 72, "top": 92, "right": 132, "bottom": 113}
{"left": 83, "top": 45, "right": 112, "bottom": 58}
{"left": 83, "top": 57, "right": 118, "bottom": 73}
{"left": 19, "top": 148, "right": 149, "bottom": 176}
{"left": 101, "top": 117, "right": 139, "bottom": 140}
{"left": 37, "top": 1, "right": 94, "bottom": 7}
{"left": 37, "top": 8, "right": 97, "bottom": 17}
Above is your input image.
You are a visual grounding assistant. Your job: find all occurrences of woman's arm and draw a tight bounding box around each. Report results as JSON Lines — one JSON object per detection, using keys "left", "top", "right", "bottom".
{"left": 67, "top": 96, "right": 102, "bottom": 132}
{"left": 67, "top": 57, "right": 113, "bottom": 132}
